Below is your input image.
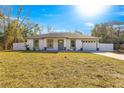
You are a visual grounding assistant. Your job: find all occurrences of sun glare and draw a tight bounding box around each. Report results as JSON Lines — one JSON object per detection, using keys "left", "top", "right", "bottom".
{"left": 77, "top": 5, "right": 108, "bottom": 18}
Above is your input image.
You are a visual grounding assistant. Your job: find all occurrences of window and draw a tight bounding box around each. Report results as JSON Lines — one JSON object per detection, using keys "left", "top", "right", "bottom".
{"left": 71, "top": 40, "right": 76, "bottom": 48}
{"left": 47, "top": 39, "right": 53, "bottom": 48}
{"left": 33, "top": 39, "right": 39, "bottom": 48}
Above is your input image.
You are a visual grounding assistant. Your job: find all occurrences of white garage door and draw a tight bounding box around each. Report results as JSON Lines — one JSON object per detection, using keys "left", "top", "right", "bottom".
{"left": 83, "top": 43, "right": 97, "bottom": 51}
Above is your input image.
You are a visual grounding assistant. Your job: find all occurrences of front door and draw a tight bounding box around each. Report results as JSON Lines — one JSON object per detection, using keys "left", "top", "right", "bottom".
{"left": 58, "top": 40, "right": 64, "bottom": 50}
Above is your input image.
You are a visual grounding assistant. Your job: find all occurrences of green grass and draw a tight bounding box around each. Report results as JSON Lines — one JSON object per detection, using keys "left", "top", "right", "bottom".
{"left": 0, "top": 51, "right": 124, "bottom": 88}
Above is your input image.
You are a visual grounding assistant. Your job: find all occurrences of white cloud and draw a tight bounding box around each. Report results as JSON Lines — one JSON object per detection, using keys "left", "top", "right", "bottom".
{"left": 85, "top": 22, "right": 94, "bottom": 28}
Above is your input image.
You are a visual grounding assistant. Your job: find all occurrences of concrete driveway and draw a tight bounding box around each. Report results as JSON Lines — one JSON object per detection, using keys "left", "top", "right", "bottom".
{"left": 93, "top": 52, "right": 124, "bottom": 61}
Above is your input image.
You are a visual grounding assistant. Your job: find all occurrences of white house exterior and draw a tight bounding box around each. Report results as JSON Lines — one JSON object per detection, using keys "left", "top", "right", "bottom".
{"left": 13, "top": 32, "right": 114, "bottom": 51}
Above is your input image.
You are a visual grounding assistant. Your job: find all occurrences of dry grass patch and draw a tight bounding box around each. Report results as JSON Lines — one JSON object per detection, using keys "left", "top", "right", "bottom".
{"left": 0, "top": 51, "right": 124, "bottom": 87}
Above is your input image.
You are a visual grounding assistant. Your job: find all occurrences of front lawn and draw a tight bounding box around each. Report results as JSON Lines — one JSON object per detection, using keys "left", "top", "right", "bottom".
{"left": 0, "top": 51, "right": 124, "bottom": 88}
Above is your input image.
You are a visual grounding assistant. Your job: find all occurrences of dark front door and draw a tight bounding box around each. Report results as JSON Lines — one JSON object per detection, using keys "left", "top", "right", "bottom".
{"left": 58, "top": 40, "right": 64, "bottom": 50}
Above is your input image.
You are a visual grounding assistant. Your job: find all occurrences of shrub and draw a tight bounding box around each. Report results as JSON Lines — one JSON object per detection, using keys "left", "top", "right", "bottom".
{"left": 120, "top": 44, "right": 124, "bottom": 50}
{"left": 25, "top": 44, "right": 30, "bottom": 51}
{"left": 114, "top": 44, "right": 120, "bottom": 50}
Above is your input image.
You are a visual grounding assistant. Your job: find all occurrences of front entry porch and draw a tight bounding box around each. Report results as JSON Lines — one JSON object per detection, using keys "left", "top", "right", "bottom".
{"left": 43, "top": 38, "right": 67, "bottom": 51}
{"left": 58, "top": 40, "right": 64, "bottom": 51}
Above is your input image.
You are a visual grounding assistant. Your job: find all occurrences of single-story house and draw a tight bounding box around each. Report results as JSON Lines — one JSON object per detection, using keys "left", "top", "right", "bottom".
{"left": 13, "top": 32, "right": 114, "bottom": 51}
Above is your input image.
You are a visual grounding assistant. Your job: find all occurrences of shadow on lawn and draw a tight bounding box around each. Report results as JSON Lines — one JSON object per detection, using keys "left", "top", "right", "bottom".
{"left": 2, "top": 50, "right": 92, "bottom": 54}
{"left": 8, "top": 50, "right": 91, "bottom": 54}
{"left": 11, "top": 50, "right": 59, "bottom": 53}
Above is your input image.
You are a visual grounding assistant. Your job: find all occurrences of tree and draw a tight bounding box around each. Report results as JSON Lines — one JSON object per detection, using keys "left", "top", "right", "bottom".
{"left": 92, "top": 22, "right": 121, "bottom": 43}
{"left": 0, "top": 5, "right": 42, "bottom": 50}
{"left": 47, "top": 26, "right": 54, "bottom": 33}
{"left": 21, "top": 21, "right": 41, "bottom": 38}
{"left": 91, "top": 24, "right": 100, "bottom": 37}
{"left": 4, "top": 20, "right": 25, "bottom": 49}
{"left": 33, "top": 24, "right": 41, "bottom": 35}
{"left": 0, "top": 5, "right": 42, "bottom": 49}
{"left": 0, "top": 6, "right": 29, "bottom": 49}
{"left": 0, "top": 6, "right": 13, "bottom": 49}
{"left": 0, "top": 11, "right": 4, "bottom": 19}
{"left": 104, "top": 21, "right": 124, "bottom": 49}
{"left": 91, "top": 21, "right": 124, "bottom": 50}
{"left": 0, "top": 11, "right": 4, "bottom": 50}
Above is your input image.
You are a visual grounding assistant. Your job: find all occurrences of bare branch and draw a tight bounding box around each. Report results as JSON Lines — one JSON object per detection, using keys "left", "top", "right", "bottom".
{"left": 17, "top": 6, "right": 23, "bottom": 22}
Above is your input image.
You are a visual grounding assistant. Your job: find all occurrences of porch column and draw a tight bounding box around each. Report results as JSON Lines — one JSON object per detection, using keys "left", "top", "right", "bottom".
{"left": 64, "top": 39, "right": 67, "bottom": 50}
{"left": 53, "top": 39, "right": 58, "bottom": 50}
{"left": 66, "top": 39, "right": 70, "bottom": 50}
{"left": 64, "top": 39, "right": 66, "bottom": 47}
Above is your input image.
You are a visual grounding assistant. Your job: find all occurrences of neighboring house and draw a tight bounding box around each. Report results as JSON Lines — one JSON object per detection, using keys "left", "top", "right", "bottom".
{"left": 13, "top": 32, "right": 114, "bottom": 51}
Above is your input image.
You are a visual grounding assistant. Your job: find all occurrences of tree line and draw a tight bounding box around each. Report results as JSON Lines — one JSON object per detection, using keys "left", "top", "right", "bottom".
{"left": 0, "top": 6, "right": 59, "bottom": 50}
{"left": 91, "top": 21, "right": 124, "bottom": 49}
{"left": 0, "top": 6, "right": 43, "bottom": 50}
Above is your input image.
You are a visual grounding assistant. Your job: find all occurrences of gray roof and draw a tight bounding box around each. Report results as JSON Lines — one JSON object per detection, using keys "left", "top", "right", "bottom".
{"left": 27, "top": 32, "right": 98, "bottom": 39}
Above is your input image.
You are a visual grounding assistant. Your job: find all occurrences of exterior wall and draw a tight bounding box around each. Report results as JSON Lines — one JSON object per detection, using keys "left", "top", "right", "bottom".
{"left": 76, "top": 39, "right": 82, "bottom": 50}
{"left": 39, "top": 39, "right": 47, "bottom": 50}
{"left": 27, "top": 38, "right": 99, "bottom": 51}
{"left": 45, "top": 39, "right": 58, "bottom": 51}
{"left": 39, "top": 39, "right": 44, "bottom": 50}
{"left": 27, "top": 39, "right": 33, "bottom": 50}
{"left": 99, "top": 43, "right": 113, "bottom": 51}
{"left": 13, "top": 43, "right": 26, "bottom": 50}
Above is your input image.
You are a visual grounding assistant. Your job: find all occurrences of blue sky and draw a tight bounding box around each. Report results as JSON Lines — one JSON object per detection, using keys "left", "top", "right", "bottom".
{"left": 11, "top": 5, "right": 124, "bottom": 35}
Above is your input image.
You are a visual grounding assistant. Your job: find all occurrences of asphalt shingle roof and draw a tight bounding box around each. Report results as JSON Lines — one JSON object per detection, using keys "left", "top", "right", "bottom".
{"left": 27, "top": 32, "right": 97, "bottom": 39}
